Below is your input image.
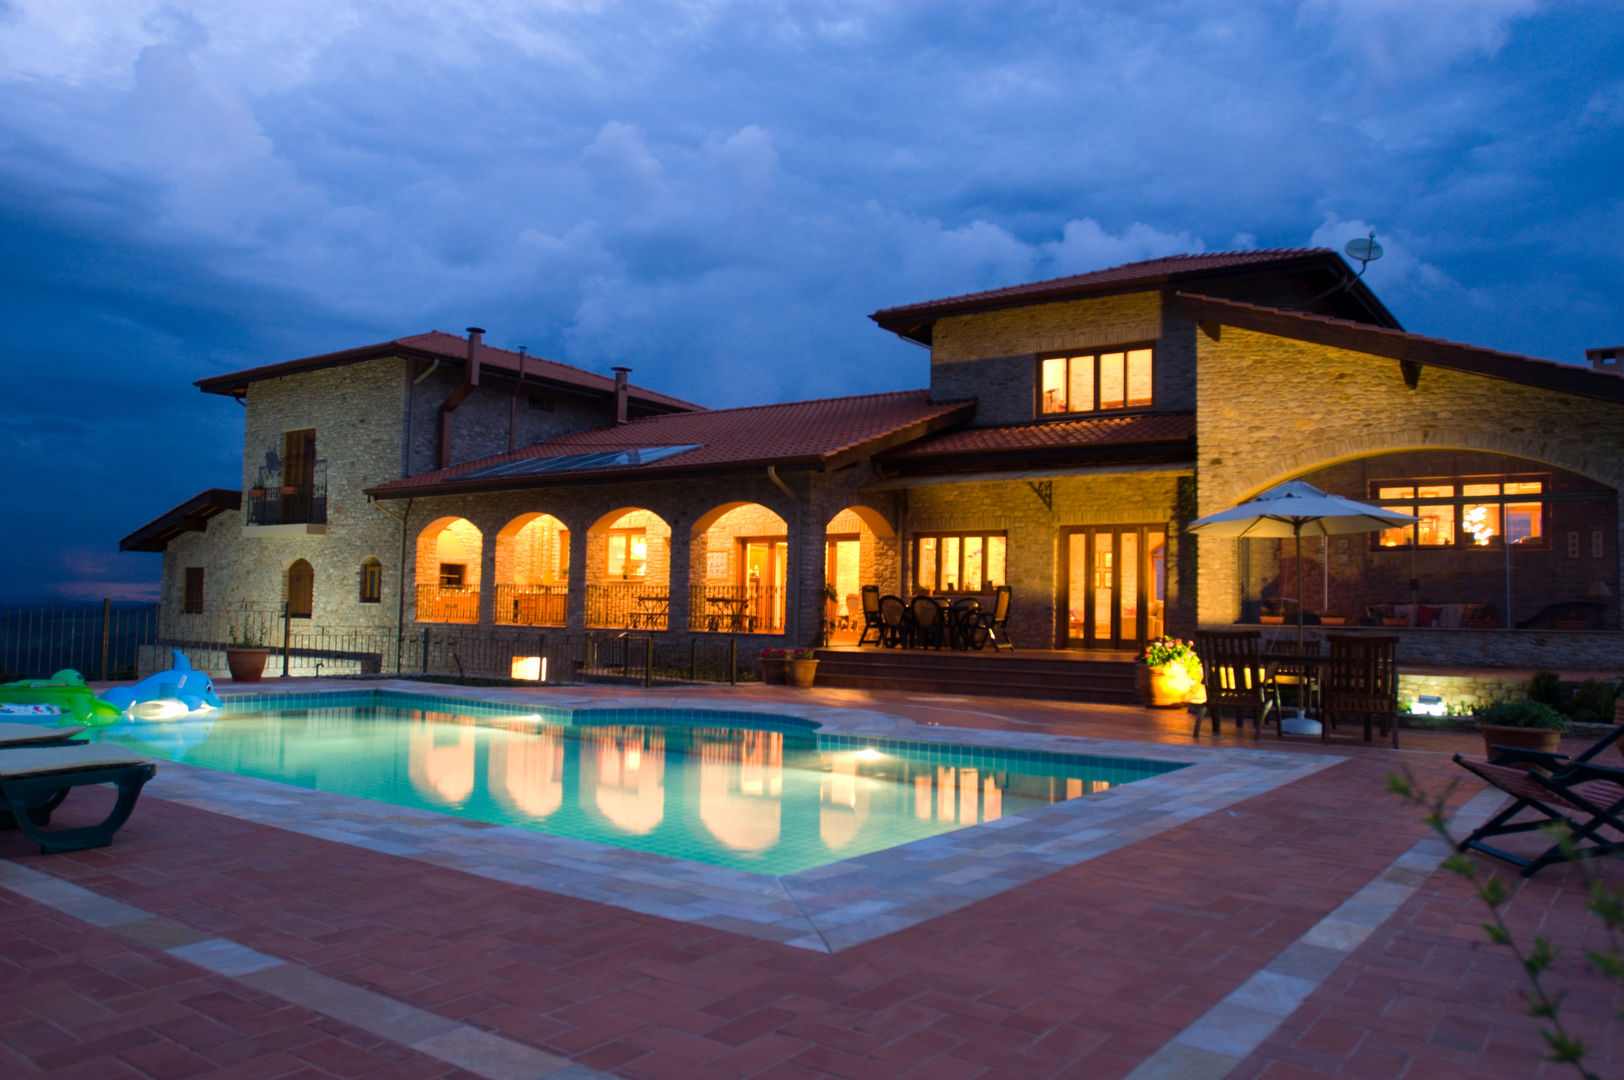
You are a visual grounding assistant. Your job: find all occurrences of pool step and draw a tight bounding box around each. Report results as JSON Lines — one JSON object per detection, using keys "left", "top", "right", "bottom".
{"left": 811, "top": 648, "right": 1141, "bottom": 705}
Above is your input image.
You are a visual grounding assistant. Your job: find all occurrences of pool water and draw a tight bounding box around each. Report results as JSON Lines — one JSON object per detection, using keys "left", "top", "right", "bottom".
{"left": 93, "top": 693, "right": 1187, "bottom": 876}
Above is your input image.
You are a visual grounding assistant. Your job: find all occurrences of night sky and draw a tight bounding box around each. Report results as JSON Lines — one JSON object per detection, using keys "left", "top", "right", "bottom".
{"left": 2, "top": 1, "right": 1620, "bottom": 602}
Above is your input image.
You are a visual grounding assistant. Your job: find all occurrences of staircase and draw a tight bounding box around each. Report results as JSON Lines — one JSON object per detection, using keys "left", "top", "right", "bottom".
{"left": 812, "top": 648, "right": 1142, "bottom": 704}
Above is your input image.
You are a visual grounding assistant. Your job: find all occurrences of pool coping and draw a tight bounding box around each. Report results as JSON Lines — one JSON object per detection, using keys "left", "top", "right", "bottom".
{"left": 142, "top": 681, "right": 1343, "bottom": 953}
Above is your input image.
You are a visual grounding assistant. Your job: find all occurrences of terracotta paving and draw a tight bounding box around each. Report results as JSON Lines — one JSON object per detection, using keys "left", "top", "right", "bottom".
{"left": 2, "top": 681, "right": 1620, "bottom": 1079}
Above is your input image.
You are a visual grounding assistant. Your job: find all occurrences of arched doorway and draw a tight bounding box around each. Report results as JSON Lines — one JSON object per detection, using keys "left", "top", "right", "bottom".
{"left": 494, "top": 513, "right": 570, "bottom": 626}
{"left": 585, "top": 508, "right": 671, "bottom": 628}
{"left": 415, "top": 517, "right": 483, "bottom": 623}
{"left": 690, "top": 502, "right": 791, "bottom": 633}
{"left": 286, "top": 559, "right": 314, "bottom": 619}
{"left": 824, "top": 506, "right": 897, "bottom": 643}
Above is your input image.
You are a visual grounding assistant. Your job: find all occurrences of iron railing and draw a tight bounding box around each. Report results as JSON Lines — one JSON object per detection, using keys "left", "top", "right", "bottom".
{"left": 0, "top": 601, "right": 158, "bottom": 681}
{"left": 414, "top": 585, "right": 480, "bottom": 623}
{"left": 688, "top": 584, "right": 785, "bottom": 633}
{"left": 493, "top": 584, "right": 568, "bottom": 626}
{"left": 246, "top": 460, "right": 327, "bottom": 526}
{"left": 586, "top": 582, "right": 668, "bottom": 630}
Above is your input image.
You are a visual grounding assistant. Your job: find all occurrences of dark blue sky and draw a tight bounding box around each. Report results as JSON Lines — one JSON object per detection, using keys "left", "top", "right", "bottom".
{"left": 1, "top": 0, "right": 1620, "bottom": 602}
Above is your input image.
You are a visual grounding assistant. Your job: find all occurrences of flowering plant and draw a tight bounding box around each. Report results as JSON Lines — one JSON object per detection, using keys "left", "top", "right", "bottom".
{"left": 789, "top": 648, "right": 817, "bottom": 661}
{"left": 760, "top": 648, "right": 791, "bottom": 659}
{"left": 1142, "top": 636, "right": 1200, "bottom": 678}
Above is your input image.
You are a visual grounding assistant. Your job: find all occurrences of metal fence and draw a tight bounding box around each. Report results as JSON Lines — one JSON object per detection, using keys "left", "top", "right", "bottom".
{"left": 0, "top": 601, "right": 159, "bottom": 681}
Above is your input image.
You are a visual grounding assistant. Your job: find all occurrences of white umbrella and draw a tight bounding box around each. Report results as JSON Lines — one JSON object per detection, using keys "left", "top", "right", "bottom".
{"left": 1187, "top": 480, "right": 1420, "bottom": 646}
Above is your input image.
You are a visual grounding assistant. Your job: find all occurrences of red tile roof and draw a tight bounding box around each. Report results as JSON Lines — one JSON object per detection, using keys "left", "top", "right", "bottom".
{"left": 1173, "top": 293, "right": 1624, "bottom": 404}
{"left": 884, "top": 412, "right": 1195, "bottom": 460}
{"left": 195, "top": 331, "right": 701, "bottom": 412}
{"left": 870, "top": 248, "right": 1397, "bottom": 343}
{"left": 119, "top": 489, "right": 242, "bottom": 552}
{"left": 367, "top": 390, "right": 975, "bottom": 496}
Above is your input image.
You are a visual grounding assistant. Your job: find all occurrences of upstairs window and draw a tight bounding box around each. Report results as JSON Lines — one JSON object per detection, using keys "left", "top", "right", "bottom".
{"left": 1039, "top": 346, "right": 1153, "bottom": 416}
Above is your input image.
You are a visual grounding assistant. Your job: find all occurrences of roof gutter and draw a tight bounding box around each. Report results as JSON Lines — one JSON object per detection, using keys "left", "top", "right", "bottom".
{"left": 438, "top": 327, "right": 483, "bottom": 469}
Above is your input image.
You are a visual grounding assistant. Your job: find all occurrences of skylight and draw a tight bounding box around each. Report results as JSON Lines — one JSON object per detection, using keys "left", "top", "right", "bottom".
{"left": 460, "top": 444, "right": 703, "bottom": 480}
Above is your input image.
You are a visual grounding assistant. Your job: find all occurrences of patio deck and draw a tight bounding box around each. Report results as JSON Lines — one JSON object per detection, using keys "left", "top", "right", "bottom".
{"left": 812, "top": 646, "right": 1142, "bottom": 704}
{"left": 0, "top": 679, "right": 1618, "bottom": 1079}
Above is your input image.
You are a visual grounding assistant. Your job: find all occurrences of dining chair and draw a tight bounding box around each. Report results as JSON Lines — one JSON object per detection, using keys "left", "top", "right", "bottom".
{"left": 909, "top": 596, "right": 944, "bottom": 649}
{"left": 1191, "top": 630, "right": 1275, "bottom": 738}
{"left": 878, "top": 594, "right": 909, "bottom": 648}
{"left": 1320, "top": 635, "right": 1400, "bottom": 745}
{"left": 858, "top": 586, "right": 884, "bottom": 646}
{"left": 947, "top": 597, "right": 980, "bottom": 650}
{"left": 974, "top": 585, "right": 1013, "bottom": 651}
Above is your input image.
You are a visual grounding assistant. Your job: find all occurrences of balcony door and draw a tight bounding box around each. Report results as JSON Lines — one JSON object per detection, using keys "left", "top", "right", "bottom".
{"left": 1060, "top": 526, "right": 1166, "bottom": 650}
{"left": 282, "top": 428, "right": 316, "bottom": 521}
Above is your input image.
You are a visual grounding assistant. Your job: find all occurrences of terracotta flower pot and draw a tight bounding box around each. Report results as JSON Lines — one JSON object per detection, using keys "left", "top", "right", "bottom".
{"left": 789, "top": 659, "right": 818, "bottom": 688}
{"left": 760, "top": 657, "right": 789, "bottom": 685}
{"left": 226, "top": 647, "right": 269, "bottom": 683}
{"left": 1145, "top": 663, "right": 1199, "bottom": 708}
{"left": 1479, "top": 723, "right": 1562, "bottom": 765}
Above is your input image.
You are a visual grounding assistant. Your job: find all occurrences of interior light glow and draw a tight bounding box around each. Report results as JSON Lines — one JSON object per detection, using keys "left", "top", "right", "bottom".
{"left": 1412, "top": 694, "right": 1448, "bottom": 717}
{"left": 857, "top": 747, "right": 883, "bottom": 761}
{"left": 511, "top": 656, "right": 543, "bottom": 681}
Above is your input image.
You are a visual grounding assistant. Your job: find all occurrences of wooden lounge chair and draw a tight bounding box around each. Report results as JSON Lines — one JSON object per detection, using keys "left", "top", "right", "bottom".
{"left": 857, "top": 585, "right": 884, "bottom": 646}
{"left": 0, "top": 722, "right": 86, "bottom": 747}
{"left": 0, "top": 744, "right": 156, "bottom": 854}
{"left": 1191, "top": 630, "right": 1274, "bottom": 738}
{"left": 1320, "top": 635, "right": 1399, "bottom": 746}
{"left": 1452, "top": 754, "right": 1624, "bottom": 877}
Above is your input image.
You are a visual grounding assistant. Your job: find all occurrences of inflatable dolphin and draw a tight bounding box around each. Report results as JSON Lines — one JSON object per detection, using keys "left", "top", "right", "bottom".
{"left": 0, "top": 669, "right": 125, "bottom": 726}
{"left": 101, "top": 650, "right": 222, "bottom": 718}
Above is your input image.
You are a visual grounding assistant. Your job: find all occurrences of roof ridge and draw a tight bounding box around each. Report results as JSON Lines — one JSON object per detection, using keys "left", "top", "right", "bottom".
{"left": 607, "top": 387, "right": 936, "bottom": 425}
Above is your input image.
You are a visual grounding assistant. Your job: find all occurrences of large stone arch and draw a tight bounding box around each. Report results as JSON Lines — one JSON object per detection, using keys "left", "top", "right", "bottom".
{"left": 585, "top": 507, "right": 671, "bottom": 628}
{"left": 689, "top": 502, "right": 791, "bottom": 633}
{"left": 493, "top": 511, "right": 572, "bottom": 626}
{"left": 414, "top": 516, "right": 482, "bottom": 623}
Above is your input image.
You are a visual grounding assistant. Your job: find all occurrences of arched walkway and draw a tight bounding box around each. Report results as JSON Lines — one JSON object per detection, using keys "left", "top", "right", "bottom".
{"left": 494, "top": 512, "right": 570, "bottom": 626}
{"left": 585, "top": 508, "right": 671, "bottom": 629}
{"left": 823, "top": 505, "right": 898, "bottom": 643}
{"left": 415, "top": 516, "right": 483, "bottom": 623}
{"left": 689, "top": 502, "right": 790, "bottom": 633}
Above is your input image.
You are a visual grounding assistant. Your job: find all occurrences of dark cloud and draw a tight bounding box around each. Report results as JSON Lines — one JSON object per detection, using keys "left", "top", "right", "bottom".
{"left": 0, "top": 0, "right": 1619, "bottom": 600}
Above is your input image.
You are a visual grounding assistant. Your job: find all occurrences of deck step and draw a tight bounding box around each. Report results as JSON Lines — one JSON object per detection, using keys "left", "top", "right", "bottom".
{"left": 812, "top": 648, "right": 1142, "bottom": 705}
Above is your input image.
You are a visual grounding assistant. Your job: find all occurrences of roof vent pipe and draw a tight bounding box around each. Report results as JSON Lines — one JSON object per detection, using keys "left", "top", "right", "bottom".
{"left": 612, "top": 366, "right": 631, "bottom": 425}
{"left": 437, "top": 326, "right": 486, "bottom": 469}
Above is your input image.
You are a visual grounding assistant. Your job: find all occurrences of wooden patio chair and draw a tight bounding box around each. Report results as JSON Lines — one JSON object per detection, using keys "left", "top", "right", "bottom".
{"left": 909, "top": 596, "right": 945, "bottom": 649}
{"left": 1191, "top": 631, "right": 1275, "bottom": 738}
{"left": 878, "top": 594, "right": 910, "bottom": 648}
{"left": 1320, "top": 635, "right": 1399, "bottom": 746}
{"left": 974, "top": 585, "right": 1013, "bottom": 651}
{"left": 857, "top": 585, "right": 884, "bottom": 646}
{"left": 1452, "top": 754, "right": 1624, "bottom": 877}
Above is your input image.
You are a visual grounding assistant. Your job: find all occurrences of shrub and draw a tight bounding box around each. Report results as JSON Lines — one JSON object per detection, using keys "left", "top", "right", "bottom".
{"left": 1526, "top": 669, "right": 1565, "bottom": 711}
{"left": 1569, "top": 679, "right": 1618, "bottom": 726}
{"left": 1479, "top": 698, "right": 1570, "bottom": 731}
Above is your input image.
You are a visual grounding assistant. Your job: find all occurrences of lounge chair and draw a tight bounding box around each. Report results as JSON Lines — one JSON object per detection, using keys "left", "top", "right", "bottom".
{"left": 1452, "top": 753, "right": 1624, "bottom": 877}
{"left": 0, "top": 722, "right": 86, "bottom": 747}
{"left": 0, "top": 744, "right": 156, "bottom": 854}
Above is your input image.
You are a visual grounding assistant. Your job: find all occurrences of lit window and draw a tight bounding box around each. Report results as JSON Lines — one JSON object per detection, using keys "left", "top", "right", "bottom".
{"left": 1037, "top": 347, "right": 1153, "bottom": 415}
{"left": 1370, "top": 476, "right": 1547, "bottom": 550}
{"left": 914, "top": 533, "right": 1006, "bottom": 593}
{"left": 439, "top": 563, "right": 466, "bottom": 589}
{"left": 607, "top": 529, "right": 647, "bottom": 579}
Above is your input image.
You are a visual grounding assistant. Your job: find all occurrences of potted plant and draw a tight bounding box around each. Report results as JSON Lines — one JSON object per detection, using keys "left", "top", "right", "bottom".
{"left": 819, "top": 583, "right": 839, "bottom": 646}
{"left": 759, "top": 647, "right": 790, "bottom": 685}
{"left": 1140, "top": 636, "right": 1202, "bottom": 708}
{"left": 1476, "top": 698, "right": 1569, "bottom": 761}
{"left": 226, "top": 616, "right": 272, "bottom": 682}
{"left": 788, "top": 648, "right": 819, "bottom": 688}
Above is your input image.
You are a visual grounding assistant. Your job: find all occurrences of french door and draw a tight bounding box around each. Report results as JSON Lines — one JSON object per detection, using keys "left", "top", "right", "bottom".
{"left": 1061, "top": 526, "right": 1166, "bottom": 650}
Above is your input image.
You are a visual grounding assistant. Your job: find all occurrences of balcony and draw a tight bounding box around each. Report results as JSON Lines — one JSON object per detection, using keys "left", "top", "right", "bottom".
{"left": 246, "top": 460, "right": 327, "bottom": 528}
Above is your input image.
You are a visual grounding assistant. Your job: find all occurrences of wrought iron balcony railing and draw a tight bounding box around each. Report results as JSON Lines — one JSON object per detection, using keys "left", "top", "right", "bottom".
{"left": 246, "top": 460, "right": 328, "bottom": 526}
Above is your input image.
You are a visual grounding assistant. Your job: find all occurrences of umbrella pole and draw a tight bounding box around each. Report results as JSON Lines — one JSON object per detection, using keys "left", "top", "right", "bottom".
{"left": 1296, "top": 526, "right": 1305, "bottom": 649}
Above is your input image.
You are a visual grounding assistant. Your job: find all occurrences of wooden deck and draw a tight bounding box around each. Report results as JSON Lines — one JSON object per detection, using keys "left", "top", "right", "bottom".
{"left": 813, "top": 644, "right": 1143, "bottom": 703}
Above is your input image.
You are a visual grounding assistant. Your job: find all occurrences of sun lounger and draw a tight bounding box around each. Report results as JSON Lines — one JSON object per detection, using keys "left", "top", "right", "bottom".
{"left": 0, "top": 722, "right": 86, "bottom": 748}
{"left": 0, "top": 744, "right": 155, "bottom": 853}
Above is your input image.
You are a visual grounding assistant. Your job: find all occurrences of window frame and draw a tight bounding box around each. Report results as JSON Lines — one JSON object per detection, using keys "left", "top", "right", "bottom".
{"left": 360, "top": 558, "right": 383, "bottom": 604}
{"left": 182, "top": 567, "right": 205, "bottom": 614}
{"left": 912, "top": 531, "right": 1008, "bottom": 594}
{"left": 605, "top": 527, "right": 648, "bottom": 580}
{"left": 1368, "top": 474, "right": 1551, "bottom": 551}
{"left": 438, "top": 562, "right": 467, "bottom": 589}
{"left": 1036, "top": 343, "right": 1155, "bottom": 417}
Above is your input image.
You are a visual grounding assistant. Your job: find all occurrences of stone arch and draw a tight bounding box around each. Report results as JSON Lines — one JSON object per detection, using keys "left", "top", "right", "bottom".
{"left": 493, "top": 512, "right": 571, "bottom": 626}
{"left": 286, "top": 559, "right": 314, "bottom": 618}
{"left": 415, "top": 516, "right": 482, "bottom": 623}
{"left": 823, "top": 505, "right": 901, "bottom": 640}
{"left": 689, "top": 502, "right": 790, "bottom": 633}
{"left": 585, "top": 508, "right": 671, "bottom": 628}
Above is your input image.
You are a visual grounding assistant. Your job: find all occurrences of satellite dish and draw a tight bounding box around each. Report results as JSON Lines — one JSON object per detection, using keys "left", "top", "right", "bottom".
{"left": 1344, "top": 233, "right": 1383, "bottom": 270}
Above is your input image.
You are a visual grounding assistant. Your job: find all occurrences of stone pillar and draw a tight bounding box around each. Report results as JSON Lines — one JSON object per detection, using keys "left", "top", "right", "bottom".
{"left": 566, "top": 526, "right": 588, "bottom": 632}
{"left": 476, "top": 517, "right": 498, "bottom": 627}
{"left": 667, "top": 516, "right": 691, "bottom": 634}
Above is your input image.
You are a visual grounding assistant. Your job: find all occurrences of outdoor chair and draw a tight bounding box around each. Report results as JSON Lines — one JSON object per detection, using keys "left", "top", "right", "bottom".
{"left": 1191, "top": 631, "right": 1274, "bottom": 738}
{"left": 1320, "top": 635, "right": 1399, "bottom": 746}
{"left": 857, "top": 585, "right": 884, "bottom": 646}
{"left": 0, "top": 744, "right": 156, "bottom": 854}
{"left": 974, "top": 585, "right": 1013, "bottom": 651}
{"left": 878, "top": 594, "right": 910, "bottom": 648}
{"left": 1451, "top": 753, "right": 1624, "bottom": 877}
{"left": 843, "top": 593, "right": 859, "bottom": 631}
{"left": 1482, "top": 720, "right": 1624, "bottom": 775}
{"left": 909, "top": 596, "right": 945, "bottom": 649}
{"left": 947, "top": 597, "right": 980, "bottom": 650}
{"left": 0, "top": 722, "right": 86, "bottom": 748}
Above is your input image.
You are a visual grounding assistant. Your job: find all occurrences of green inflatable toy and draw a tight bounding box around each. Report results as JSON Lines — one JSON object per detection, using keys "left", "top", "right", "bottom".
{"left": 0, "top": 670, "right": 125, "bottom": 726}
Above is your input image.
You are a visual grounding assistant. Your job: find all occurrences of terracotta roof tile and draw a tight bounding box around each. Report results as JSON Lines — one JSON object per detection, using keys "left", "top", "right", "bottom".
{"left": 885, "top": 413, "right": 1195, "bottom": 459}
{"left": 368, "top": 390, "right": 974, "bottom": 496}
{"left": 196, "top": 331, "right": 701, "bottom": 411}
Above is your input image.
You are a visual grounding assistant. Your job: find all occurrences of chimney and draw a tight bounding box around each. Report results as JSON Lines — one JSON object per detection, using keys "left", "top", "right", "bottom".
{"left": 437, "top": 326, "right": 486, "bottom": 469}
{"left": 612, "top": 366, "right": 631, "bottom": 424}
{"left": 465, "top": 327, "right": 484, "bottom": 385}
{"left": 1586, "top": 346, "right": 1623, "bottom": 376}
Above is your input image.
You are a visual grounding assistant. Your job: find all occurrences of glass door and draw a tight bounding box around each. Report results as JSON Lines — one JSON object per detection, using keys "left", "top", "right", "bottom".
{"left": 742, "top": 539, "right": 788, "bottom": 632}
{"left": 1062, "top": 526, "right": 1165, "bottom": 649}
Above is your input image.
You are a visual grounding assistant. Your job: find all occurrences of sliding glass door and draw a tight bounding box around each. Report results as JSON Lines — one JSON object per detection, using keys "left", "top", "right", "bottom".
{"left": 1061, "top": 526, "right": 1166, "bottom": 649}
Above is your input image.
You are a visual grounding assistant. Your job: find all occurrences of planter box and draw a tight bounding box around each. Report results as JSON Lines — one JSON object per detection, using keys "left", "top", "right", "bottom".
{"left": 1479, "top": 723, "right": 1561, "bottom": 765}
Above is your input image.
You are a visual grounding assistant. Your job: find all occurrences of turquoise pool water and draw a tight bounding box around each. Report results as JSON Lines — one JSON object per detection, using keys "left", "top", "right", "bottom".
{"left": 90, "top": 692, "right": 1187, "bottom": 875}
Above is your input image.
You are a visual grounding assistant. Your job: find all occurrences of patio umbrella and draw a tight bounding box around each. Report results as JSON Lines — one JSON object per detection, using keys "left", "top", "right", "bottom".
{"left": 1187, "top": 480, "right": 1420, "bottom": 646}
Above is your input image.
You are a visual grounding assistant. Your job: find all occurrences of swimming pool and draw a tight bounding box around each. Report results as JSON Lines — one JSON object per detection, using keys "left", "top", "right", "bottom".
{"left": 93, "top": 691, "right": 1188, "bottom": 876}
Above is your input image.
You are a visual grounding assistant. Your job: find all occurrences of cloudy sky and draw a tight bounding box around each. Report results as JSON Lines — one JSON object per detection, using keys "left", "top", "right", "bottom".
{"left": 2, "top": 0, "right": 1620, "bottom": 602}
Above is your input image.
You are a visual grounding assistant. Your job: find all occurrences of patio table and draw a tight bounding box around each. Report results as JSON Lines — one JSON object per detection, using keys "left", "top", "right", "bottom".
{"left": 705, "top": 596, "right": 750, "bottom": 633}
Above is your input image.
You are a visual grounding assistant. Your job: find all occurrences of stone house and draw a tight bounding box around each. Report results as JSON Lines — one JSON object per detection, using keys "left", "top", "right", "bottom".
{"left": 122, "top": 249, "right": 1624, "bottom": 671}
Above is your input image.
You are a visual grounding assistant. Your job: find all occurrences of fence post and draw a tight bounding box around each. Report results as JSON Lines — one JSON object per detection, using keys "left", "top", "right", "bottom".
{"left": 645, "top": 635, "right": 653, "bottom": 688}
{"left": 421, "top": 628, "right": 430, "bottom": 674}
{"left": 281, "top": 606, "right": 291, "bottom": 677}
{"left": 689, "top": 637, "right": 696, "bottom": 682}
{"left": 99, "top": 598, "right": 112, "bottom": 681}
{"left": 729, "top": 636, "right": 737, "bottom": 685}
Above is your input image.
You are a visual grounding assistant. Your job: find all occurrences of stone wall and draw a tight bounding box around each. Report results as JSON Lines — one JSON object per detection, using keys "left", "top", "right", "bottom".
{"left": 406, "top": 365, "right": 617, "bottom": 474}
